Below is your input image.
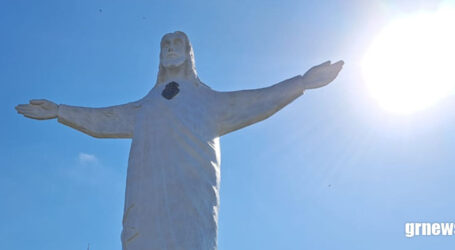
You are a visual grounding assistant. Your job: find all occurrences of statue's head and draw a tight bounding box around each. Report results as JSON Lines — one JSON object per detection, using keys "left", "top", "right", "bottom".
{"left": 157, "top": 31, "right": 198, "bottom": 85}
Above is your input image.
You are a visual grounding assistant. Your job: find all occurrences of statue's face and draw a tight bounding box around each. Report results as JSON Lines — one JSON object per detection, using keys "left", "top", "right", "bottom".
{"left": 160, "top": 33, "right": 187, "bottom": 69}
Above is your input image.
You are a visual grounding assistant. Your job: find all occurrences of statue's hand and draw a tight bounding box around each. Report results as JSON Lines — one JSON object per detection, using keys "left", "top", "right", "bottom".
{"left": 301, "top": 60, "right": 344, "bottom": 89}
{"left": 15, "top": 99, "right": 58, "bottom": 120}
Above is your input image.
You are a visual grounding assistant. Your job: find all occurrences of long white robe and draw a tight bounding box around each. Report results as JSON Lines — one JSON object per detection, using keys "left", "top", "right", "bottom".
{"left": 56, "top": 75, "right": 304, "bottom": 250}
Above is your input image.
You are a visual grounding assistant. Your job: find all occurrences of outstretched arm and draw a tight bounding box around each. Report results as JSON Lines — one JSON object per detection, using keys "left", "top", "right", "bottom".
{"left": 215, "top": 60, "right": 343, "bottom": 136}
{"left": 16, "top": 99, "right": 141, "bottom": 138}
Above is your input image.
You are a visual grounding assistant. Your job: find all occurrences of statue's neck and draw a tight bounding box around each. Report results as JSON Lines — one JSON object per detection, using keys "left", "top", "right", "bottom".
{"left": 159, "top": 75, "right": 194, "bottom": 86}
{"left": 165, "top": 65, "right": 186, "bottom": 79}
{"left": 157, "top": 63, "right": 198, "bottom": 86}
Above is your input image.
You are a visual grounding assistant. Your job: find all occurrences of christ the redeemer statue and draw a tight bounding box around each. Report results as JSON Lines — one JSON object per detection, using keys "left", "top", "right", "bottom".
{"left": 16, "top": 31, "right": 343, "bottom": 250}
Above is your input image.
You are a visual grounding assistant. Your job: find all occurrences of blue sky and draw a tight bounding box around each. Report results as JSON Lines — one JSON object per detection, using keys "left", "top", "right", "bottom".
{"left": 2, "top": 0, "right": 455, "bottom": 249}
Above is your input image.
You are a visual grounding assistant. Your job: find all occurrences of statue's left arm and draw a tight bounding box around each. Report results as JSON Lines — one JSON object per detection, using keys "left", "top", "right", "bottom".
{"left": 56, "top": 102, "right": 140, "bottom": 138}
{"left": 214, "top": 60, "right": 343, "bottom": 136}
{"left": 16, "top": 99, "right": 141, "bottom": 138}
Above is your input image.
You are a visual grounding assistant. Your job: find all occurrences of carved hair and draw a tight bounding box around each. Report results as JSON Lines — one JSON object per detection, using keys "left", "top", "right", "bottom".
{"left": 156, "top": 31, "right": 208, "bottom": 88}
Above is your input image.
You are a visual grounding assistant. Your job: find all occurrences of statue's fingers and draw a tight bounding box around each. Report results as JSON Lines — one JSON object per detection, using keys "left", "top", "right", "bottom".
{"left": 30, "top": 99, "right": 47, "bottom": 105}
{"left": 320, "top": 60, "right": 331, "bottom": 66}
{"left": 15, "top": 104, "right": 31, "bottom": 112}
{"left": 16, "top": 106, "right": 37, "bottom": 115}
{"left": 15, "top": 107, "right": 24, "bottom": 114}
{"left": 333, "top": 60, "right": 344, "bottom": 68}
{"left": 15, "top": 104, "right": 28, "bottom": 110}
{"left": 16, "top": 108, "right": 30, "bottom": 115}
{"left": 23, "top": 114, "right": 42, "bottom": 120}
{"left": 16, "top": 109, "right": 29, "bottom": 115}
{"left": 328, "top": 61, "right": 343, "bottom": 74}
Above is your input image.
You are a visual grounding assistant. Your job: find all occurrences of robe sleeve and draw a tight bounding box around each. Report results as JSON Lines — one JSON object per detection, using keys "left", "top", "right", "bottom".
{"left": 57, "top": 101, "right": 141, "bottom": 138}
{"left": 214, "top": 75, "right": 304, "bottom": 136}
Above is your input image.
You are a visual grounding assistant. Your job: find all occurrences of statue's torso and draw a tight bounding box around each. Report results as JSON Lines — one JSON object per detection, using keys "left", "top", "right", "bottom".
{"left": 122, "top": 81, "right": 221, "bottom": 250}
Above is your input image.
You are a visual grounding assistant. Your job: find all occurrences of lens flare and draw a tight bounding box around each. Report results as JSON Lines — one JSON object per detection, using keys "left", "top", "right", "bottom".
{"left": 363, "top": 6, "right": 455, "bottom": 114}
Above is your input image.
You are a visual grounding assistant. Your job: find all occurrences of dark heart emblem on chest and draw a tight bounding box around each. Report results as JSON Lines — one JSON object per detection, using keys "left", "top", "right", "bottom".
{"left": 161, "top": 81, "right": 180, "bottom": 100}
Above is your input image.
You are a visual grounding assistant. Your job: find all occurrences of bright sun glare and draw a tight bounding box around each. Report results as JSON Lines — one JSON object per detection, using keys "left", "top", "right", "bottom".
{"left": 363, "top": 6, "right": 455, "bottom": 114}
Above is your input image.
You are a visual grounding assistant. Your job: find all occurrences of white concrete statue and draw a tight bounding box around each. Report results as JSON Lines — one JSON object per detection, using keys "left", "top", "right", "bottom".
{"left": 16, "top": 31, "right": 343, "bottom": 250}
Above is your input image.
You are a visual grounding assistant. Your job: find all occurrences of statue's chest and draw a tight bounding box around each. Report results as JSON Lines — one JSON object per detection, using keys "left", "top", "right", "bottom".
{"left": 136, "top": 83, "right": 215, "bottom": 136}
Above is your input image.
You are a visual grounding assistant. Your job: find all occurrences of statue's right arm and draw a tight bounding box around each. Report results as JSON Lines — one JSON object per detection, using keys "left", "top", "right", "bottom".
{"left": 16, "top": 99, "right": 141, "bottom": 138}
{"left": 213, "top": 60, "right": 344, "bottom": 136}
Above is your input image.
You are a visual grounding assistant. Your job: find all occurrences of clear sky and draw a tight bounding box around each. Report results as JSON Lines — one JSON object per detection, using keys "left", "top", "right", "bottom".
{"left": 2, "top": 0, "right": 455, "bottom": 249}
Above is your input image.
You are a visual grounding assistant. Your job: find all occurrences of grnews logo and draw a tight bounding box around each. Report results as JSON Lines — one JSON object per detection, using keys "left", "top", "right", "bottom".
{"left": 405, "top": 222, "right": 455, "bottom": 237}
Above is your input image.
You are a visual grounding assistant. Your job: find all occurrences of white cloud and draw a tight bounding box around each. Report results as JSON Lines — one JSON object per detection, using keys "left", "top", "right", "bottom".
{"left": 66, "top": 152, "right": 123, "bottom": 190}
{"left": 78, "top": 152, "right": 98, "bottom": 164}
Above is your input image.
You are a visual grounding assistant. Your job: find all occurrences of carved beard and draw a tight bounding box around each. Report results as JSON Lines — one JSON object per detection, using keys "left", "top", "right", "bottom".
{"left": 160, "top": 55, "right": 186, "bottom": 69}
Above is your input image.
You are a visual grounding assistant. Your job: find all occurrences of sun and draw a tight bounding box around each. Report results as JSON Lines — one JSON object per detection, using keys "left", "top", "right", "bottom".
{"left": 362, "top": 6, "right": 455, "bottom": 114}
